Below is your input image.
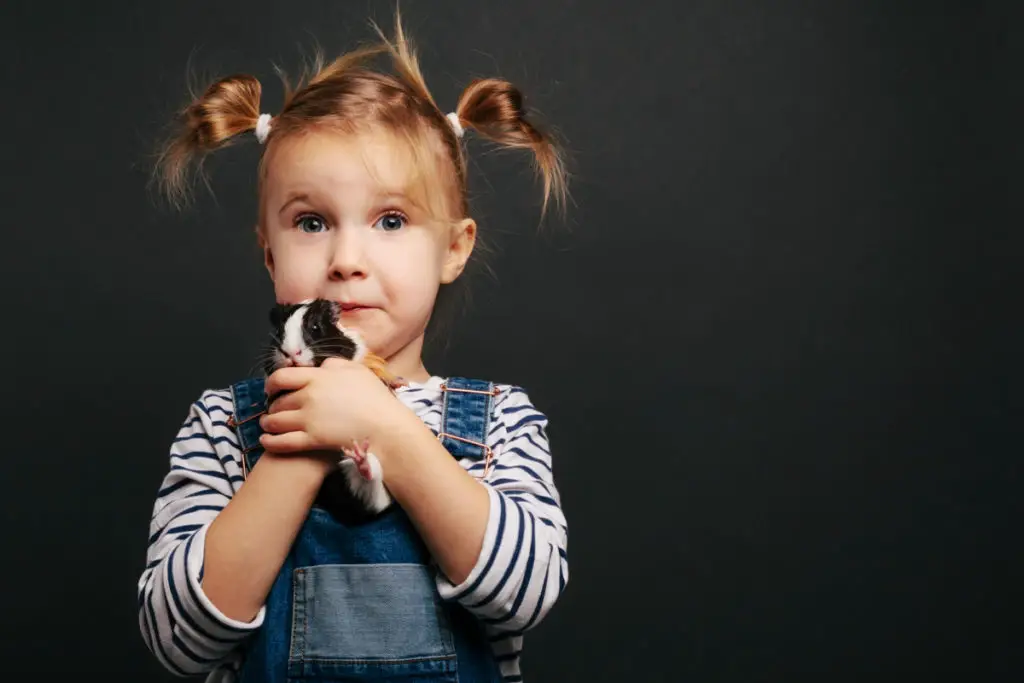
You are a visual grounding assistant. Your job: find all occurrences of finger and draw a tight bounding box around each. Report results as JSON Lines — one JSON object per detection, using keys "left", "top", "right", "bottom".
{"left": 259, "top": 431, "right": 316, "bottom": 453}
{"left": 321, "top": 356, "right": 356, "bottom": 371}
{"left": 265, "top": 367, "right": 315, "bottom": 396}
{"left": 266, "top": 390, "right": 303, "bottom": 414}
{"left": 260, "top": 409, "right": 304, "bottom": 434}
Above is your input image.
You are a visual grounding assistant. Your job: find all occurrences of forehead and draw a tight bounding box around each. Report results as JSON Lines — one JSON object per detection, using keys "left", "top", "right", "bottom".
{"left": 262, "top": 127, "right": 435, "bottom": 208}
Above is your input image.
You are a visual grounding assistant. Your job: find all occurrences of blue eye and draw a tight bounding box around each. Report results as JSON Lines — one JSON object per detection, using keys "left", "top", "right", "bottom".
{"left": 374, "top": 211, "right": 407, "bottom": 232}
{"left": 296, "top": 214, "right": 327, "bottom": 233}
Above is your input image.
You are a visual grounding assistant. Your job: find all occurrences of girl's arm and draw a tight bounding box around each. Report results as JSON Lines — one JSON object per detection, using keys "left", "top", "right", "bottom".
{"left": 378, "top": 386, "right": 569, "bottom": 633}
{"left": 375, "top": 412, "right": 492, "bottom": 583}
{"left": 138, "top": 392, "right": 330, "bottom": 677}
{"left": 201, "top": 450, "right": 332, "bottom": 621}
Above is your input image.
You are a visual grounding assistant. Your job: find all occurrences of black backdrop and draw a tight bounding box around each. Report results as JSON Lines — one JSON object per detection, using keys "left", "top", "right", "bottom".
{"left": 1, "top": 0, "right": 1020, "bottom": 680}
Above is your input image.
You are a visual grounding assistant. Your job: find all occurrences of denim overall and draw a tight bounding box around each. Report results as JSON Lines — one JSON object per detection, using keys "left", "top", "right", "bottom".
{"left": 226, "top": 376, "right": 504, "bottom": 683}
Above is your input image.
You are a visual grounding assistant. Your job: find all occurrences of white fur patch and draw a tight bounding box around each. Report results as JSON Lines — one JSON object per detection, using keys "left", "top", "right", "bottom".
{"left": 281, "top": 303, "right": 313, "bottom": 366}
{"left": 338, "top": 455, "right": 393, "bottom": 512}
{"left": 337, "top": 322, "right": 368, "bottom": 363}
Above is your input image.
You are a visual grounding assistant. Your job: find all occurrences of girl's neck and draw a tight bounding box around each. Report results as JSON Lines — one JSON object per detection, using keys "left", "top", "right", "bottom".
{"left": 384, "top": 334, "right": 432, "bottom": 384}
{"left": 398, "top": 362, "right": 432, "bottom": 384}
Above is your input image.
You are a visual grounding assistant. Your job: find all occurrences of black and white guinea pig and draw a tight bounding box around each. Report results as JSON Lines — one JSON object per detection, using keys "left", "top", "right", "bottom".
{"left": 262, "top": 297, "right": 395, "bottom": 520}
{"left": 263, "top": 298, "right": 368, "bottom": 376}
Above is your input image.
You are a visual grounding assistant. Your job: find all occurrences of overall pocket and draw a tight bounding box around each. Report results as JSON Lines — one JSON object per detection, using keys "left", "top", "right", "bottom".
{"left": 286, "top": 563, "right": 458, "bottom": 681}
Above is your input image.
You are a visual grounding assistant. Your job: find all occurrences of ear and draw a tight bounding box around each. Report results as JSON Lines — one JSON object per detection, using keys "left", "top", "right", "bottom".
{"left": 440, "top": 217, "right": 476, "bottom": 284}
{"left": 257, "top": 227, "right": 275, "bottom": 278}
{"left": 325, "top": 299, "right": 342, "bottom": 324}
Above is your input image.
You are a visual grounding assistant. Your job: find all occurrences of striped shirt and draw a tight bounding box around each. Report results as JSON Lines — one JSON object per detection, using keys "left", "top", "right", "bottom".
{"left": 137, "top": 375, "right": 569, "bottom": 682}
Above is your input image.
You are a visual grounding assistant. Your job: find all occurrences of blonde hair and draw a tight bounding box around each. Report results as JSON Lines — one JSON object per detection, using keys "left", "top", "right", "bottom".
{"left": 153, "top": 9, "right": 569, "bottom": 229}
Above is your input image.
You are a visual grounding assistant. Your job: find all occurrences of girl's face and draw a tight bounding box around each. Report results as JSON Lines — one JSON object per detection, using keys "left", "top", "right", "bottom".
{"left": 258, "top": 128, "right": 475, "bottom": 380}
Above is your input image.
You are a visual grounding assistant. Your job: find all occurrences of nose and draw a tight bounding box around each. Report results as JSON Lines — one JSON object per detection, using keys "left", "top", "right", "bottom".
{"left": 329, "top": 230, "right": 367, "bottom": 281}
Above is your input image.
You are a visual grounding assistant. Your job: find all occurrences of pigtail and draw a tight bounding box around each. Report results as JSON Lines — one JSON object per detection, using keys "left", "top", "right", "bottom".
{"left": 455, "top": 78, "right": 569, "bottom": 220}
{"left": 153, "top": 74, "right": 264, "bottom": 209}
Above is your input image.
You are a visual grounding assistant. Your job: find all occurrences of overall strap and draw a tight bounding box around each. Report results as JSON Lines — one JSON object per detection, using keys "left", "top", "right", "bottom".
{"left": 227, "top": 377, "right": 269, "bottom": 480}
{"left": 438, "top": 377, "right": 501, "bottom": 477}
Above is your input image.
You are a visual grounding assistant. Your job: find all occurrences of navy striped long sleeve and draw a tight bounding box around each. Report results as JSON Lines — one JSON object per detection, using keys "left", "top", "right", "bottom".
{"left": 434, "top": 386, "right": 569, "bottom": 682}
{"left": 434, "top": 387, "right": 569, "bottom": 629}
{"left": 138, "top": 377, "right": 568, "bottom": 683}
{"left": 137, "top": 395, "right": 263, "bottom": 678}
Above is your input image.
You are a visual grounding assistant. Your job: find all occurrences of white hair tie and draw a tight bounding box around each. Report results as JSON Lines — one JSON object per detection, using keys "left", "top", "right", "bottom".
{"left": 255, "top": 113, "right": 273, "bottom": 144}
{"left": 446, "top": 112, "right": 464, "bottom": 139}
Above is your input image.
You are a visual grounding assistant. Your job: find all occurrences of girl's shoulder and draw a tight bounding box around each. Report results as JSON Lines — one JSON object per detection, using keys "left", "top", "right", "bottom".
{"left": 398, "top": 375, "right": 549, "bottom": 430}
{"left": 186, "top": 375, "right": 547, "bottom": 429}
{"left": 400, "top": 375, "right": 538, "bottom": 403}
{"left": 190, "top": 386, "right": 238, "bottom": 416}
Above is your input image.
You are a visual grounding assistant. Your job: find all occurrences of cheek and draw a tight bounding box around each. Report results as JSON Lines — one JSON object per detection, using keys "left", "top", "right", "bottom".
{"left": 266, "top": 239, "right": 319, "bottom": 298}
{"left": 378, "top": 259, "right": 440, "bottom": 320}
{"left": 378, "top": 235, "right": 442, "bottom": 284}
{"left": 394, "top": 250, "right": 441, "bottom": 289}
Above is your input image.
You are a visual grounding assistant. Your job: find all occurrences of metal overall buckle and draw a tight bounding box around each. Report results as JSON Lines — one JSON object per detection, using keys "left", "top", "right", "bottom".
{"left": 437, "top": 382, "right": 501, "bottom": 479}
{"left": 226, "top": 402, "right": 267, "bottom": 481}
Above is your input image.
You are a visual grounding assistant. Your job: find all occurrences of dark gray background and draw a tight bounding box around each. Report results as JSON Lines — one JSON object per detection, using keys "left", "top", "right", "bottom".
{"left": 1, "top": 0, "right": 1020, "bottom": 680}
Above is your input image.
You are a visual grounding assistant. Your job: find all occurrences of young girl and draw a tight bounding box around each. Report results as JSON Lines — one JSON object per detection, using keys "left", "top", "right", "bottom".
{"left": 137, "top": 14, "right": 569, "bottom": 683}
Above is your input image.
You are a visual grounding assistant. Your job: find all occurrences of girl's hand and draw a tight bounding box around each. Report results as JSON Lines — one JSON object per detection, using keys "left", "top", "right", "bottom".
{"left": 259, "top": 358, "right": 406, "bottom": 454}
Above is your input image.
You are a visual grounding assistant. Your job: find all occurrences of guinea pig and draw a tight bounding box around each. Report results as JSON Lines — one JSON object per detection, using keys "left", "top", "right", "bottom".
{"left": 261, "top": 298, "right": 396, "bottom": 522}
{"left": 264, "top": 298, "right": 366, "bottom": 375}
{"left": 264, "top": 298, "right": 405, "bottom": 388}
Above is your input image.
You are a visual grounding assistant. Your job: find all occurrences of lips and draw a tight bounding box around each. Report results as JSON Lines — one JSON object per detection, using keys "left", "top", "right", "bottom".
{"left": 339, "top": 302, "right": 374, "bottom": 313}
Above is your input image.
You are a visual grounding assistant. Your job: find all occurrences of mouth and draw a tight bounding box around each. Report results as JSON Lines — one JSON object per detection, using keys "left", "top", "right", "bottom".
{"left": 338, "top": 302, "right": 375, "bottom": 314}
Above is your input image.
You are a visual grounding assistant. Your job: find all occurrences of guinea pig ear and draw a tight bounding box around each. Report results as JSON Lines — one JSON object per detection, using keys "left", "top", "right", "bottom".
{"left": 307, "top": 298, "right": 341, "bottom": 324}
{"left": 326, "top": 299, "right": 342, "bottom": 323}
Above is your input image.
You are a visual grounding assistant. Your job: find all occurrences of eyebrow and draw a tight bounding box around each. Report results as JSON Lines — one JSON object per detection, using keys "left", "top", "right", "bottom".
{"left": 275, "top": 189, "right": 426, "bottom": 217}
{"left": 377, "top": 190, "right": 426, "bottom": 212}
{"left": 278, "top": 192, "right": 311, "bottom": 216}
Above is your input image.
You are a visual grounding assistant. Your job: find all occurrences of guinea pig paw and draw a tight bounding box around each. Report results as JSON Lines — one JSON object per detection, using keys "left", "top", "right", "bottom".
{"left": 344, "top": 439, "right": 377, "bottom": 480}
{"left": 360, "top": 452, "right": 383, "bottom": 482}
